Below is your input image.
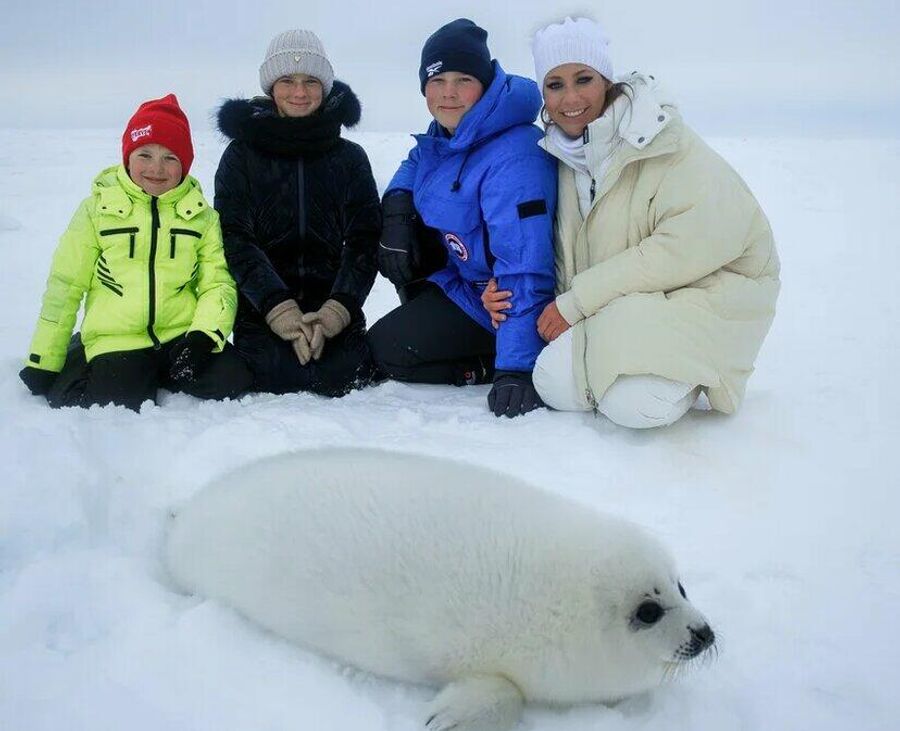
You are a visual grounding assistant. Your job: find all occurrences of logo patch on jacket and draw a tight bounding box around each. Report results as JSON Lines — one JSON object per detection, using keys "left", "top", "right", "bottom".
{"left": 445, "top": 232, "right": 468, "bottom": 261}
{"left": 130, "top": 124, "right": 152, "bottom": 143}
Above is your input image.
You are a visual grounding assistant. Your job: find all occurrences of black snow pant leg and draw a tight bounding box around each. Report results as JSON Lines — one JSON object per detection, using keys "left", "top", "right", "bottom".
{"left": 367, "top": 282, "right": 496, "bottom": 385}
{"left": 46, "top": 334, "right": 90, "bottom": 409}
{"left": 166, "top": 341, "right": 254, "bottom": 401}
{"left": 235, "top": 320, "right": 375, "bottom": 397}
{"left": 47, "top": 334, "right": 161, "bottom": 412}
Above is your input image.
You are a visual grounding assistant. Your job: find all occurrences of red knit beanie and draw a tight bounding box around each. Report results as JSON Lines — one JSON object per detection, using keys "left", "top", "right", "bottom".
{"left": 121, "top": 94, "right": 194, "bottom": 175}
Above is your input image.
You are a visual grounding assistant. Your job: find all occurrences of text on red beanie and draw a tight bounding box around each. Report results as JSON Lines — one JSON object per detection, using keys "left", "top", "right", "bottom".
{"left": 122, "top": 93, "right": 194, "bottom": 176}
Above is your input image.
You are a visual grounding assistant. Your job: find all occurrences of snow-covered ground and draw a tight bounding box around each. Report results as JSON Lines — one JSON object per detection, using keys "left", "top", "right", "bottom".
{"left": 1, "top": 128, "right": 898, "bottom": 731}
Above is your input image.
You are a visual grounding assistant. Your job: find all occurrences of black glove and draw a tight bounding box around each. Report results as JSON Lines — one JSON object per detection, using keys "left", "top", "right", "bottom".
{"left": 19, "top": 366, "right": 58, "bottom": 396}
{"left": 168, "top": 331, "right": 217, "bottom": 384}
{"left": 487, "top": 370, "right": 545, "bottom": 418}
{"left": 378, "top": 190, "right": 421, "bottom": 287}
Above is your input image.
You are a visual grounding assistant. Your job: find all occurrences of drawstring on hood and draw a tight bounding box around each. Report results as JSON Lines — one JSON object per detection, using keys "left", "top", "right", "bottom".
{"left": 450, "top": 148, "right": 476, "bottom": 192}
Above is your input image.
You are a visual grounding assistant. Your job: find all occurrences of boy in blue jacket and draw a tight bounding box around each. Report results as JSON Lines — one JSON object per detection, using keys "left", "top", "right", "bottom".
{"left": 369, "top": 18, "right": 557, "bottom": 418}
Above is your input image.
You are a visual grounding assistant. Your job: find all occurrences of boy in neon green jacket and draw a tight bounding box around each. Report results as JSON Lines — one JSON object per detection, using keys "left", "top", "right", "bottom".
{"left": 19, "top": 94, "right": 251, "bottom": 410}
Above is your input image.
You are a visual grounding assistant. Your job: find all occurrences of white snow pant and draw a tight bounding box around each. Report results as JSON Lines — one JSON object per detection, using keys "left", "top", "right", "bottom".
{"left": 533, "top": 330, "right": 700, "bottom": 429}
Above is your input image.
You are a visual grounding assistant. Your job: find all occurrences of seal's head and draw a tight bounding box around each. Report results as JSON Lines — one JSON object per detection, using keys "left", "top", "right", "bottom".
{"left": 579, "top": 529, "right": 716, "bottom": 701}
{"left": 623, "top": 575, "right": 715, "bottom": 669}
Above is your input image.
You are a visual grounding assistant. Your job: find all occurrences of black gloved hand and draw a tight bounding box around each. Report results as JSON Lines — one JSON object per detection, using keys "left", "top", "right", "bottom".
{"left": 19, "top": 366, "right": 58, "bottom": 396}
{"left": 168, "top": 331, "right": 217, "bottom": 384}
{"left": 378, "top": 190, "right": 421, "bottom": 287}
{"left": 487, "top": 370, "right": 545, "bottom": 418}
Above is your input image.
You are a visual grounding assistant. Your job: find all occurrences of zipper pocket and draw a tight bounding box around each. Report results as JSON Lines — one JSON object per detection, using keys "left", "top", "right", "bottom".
{"left": 99, "top": 227, "right": 139, "bottom": 259}
{"left": 169, "top": 227, "right": 201, "bottom": 258}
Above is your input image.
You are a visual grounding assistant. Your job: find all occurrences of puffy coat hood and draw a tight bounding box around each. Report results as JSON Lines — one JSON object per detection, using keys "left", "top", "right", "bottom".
{"left": 217, "top": 80, "right": 361, "bottom": 156}
{"left": 90, "top": 165, "right": 209, "bottom": 223}
{"left": 587, "top": 73, "right": 678, "bottom": 152}
{"left": 419, "top": 62, "right": 542, "bottom": 151}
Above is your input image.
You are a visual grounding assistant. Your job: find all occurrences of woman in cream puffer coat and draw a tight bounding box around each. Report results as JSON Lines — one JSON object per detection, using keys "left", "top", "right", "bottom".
{"left": 485, "top": 17, "right": 780, "bottom": 427}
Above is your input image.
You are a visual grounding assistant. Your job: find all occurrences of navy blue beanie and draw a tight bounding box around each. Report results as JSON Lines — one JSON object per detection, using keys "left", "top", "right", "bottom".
{"left": 419, "top": 18, "right": 494, "bottom": 95}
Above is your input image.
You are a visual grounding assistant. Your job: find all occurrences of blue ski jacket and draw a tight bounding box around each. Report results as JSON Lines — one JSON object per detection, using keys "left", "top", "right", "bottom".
{"left": 386, "top": 63, "right": 557, "bottom": 372}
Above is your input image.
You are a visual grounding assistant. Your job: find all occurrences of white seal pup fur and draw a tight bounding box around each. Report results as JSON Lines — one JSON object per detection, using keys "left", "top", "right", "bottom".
{"left": 166, "top": 448, "right": 715, "bottom": 731}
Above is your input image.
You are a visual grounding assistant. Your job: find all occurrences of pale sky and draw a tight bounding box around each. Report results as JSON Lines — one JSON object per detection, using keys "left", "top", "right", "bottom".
{"left": 1, "top": 0, "right": 898, "bottom": 136}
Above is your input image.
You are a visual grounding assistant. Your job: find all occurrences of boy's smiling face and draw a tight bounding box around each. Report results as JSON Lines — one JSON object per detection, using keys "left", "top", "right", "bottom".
{"left": 424, "top": 71, "right": 484, "bottom": 134}
{"left": 127, "top": 143, "right": 182, "bottom": 196}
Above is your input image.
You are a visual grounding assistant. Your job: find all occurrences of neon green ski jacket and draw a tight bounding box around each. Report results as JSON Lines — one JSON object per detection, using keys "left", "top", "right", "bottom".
{"left": 25, "top": 165, "right": 237, "bottom": 372}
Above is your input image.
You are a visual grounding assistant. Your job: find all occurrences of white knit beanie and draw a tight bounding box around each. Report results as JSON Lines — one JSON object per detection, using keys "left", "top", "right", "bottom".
{"left": 531, "top": 17, "right": 614, "bottom": 87}
{"left": 259, "top": 29, "right": 335, "bottom": 96}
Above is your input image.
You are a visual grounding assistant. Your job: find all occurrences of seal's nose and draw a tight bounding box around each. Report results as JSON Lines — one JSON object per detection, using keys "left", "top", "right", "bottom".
{"left": 689, "top": 624, "right": 715, "bottom": 653}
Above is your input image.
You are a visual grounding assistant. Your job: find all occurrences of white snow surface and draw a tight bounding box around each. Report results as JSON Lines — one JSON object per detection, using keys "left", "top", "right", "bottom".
{"left": 1, "top": 129, "right": 898, "bottom": 731}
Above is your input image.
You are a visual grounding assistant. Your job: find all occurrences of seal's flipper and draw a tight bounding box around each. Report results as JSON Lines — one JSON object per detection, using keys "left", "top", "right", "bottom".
{"left": 425, "top": 675, "right": 524, "bottom": 731}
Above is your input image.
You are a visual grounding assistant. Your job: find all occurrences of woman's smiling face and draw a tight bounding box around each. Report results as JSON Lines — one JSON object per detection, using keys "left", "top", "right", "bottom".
{"left": 542, "top": 64, "right": 610, "bottom": 138}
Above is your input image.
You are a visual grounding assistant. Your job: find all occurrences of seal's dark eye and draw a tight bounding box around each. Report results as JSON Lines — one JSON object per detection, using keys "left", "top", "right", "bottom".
{"left": 678, "top": 582, "right": 687, "bottom": 599}
{"left": 635, "top": 601, "right": 665, "bottom": 626}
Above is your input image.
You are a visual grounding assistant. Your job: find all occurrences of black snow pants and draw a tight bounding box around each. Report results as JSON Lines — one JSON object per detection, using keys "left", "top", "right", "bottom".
{"left": 234, "top": 319, "right": 375, "bottom": 397}
{"left": 367, "top": 283, "right": 495, "bottom": 386}
{"left": 47, "top": 334, "right": 253, "bottom": 412}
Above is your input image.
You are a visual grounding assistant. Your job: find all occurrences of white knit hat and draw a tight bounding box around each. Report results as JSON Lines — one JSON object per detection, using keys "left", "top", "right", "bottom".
{"left": 531, "top": 17, "right": 614, "bottom": 87}
{"left": 259, "top": 29, "right": 335, "bottom": 96}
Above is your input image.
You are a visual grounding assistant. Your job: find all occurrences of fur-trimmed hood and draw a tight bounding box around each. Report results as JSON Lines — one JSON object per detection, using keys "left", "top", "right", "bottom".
{"left": 217, "top": 80, "right": 361, "bottom": 156}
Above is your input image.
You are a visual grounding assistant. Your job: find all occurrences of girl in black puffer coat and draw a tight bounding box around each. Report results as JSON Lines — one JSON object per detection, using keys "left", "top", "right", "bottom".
{"left": 214, "top": 29, "right": 381, "bottom": 396}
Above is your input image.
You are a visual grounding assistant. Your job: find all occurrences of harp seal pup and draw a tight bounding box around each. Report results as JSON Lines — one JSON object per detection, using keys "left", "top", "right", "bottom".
{"left": 166, "top": 448, "right": 715, "bottom": 731}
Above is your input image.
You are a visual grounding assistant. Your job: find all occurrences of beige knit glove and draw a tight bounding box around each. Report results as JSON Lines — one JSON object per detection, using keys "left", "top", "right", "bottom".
{"left": 300, "top": 299, "right": 352, "bottom": 361}
{"left": 265, "top": 299, "right": 314, "bottom": 365}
